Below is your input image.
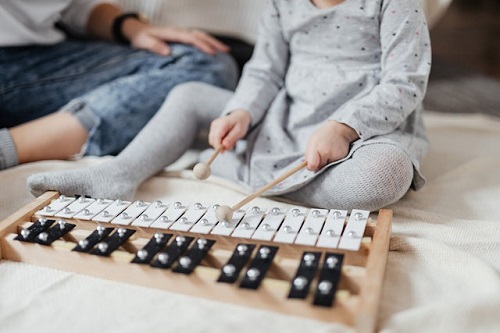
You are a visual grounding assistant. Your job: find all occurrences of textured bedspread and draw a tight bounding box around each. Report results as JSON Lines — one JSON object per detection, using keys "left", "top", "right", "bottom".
{"left": 1, "top": 111, "right": 499, "bottom": 333}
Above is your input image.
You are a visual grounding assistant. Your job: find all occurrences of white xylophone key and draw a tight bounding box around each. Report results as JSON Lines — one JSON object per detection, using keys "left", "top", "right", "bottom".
{"left": 149, "top": 201, "right": 187, "bottom": 230}
{"left": 231, "top": 206, "right": 265, "bottom": 239}
{"left": 35, "top": 195, "right": 76, "bottom": 217}
{"left": 111, "top": 200, "right": 150, "bottom": 225}
{"left": 73, "top": 198, "right": 114, "bottom": 220}
{"left": 273, "top": 206, "right": 308, "bottom": 244}
{"left": 54, "top": 197, "right": 95, "bottom": 219}
{"left": 189, "top": 205, "right": 219, "bottom": 234}
{"left": 338, "top": 209, "right": 369, "bottom": 251}
{"left": 169, "top": 202, "right": 209, "bottom": 232}
{"left": 294, "top": 208, "right": 328, "bottom": 246}
{"left": 251, "top": 207, "right": 286, "bottom": 241}
{"left": 210, "top": 208, "right": 246, "bottom": 236}
{"left": 131, "top": 200, "right": 168, "bottom": 227}
{"left": 92, "top": 199, "right": 131, "bottom": 223}
{"left": 316, "top": 209, "right": 348, "bottom": 248}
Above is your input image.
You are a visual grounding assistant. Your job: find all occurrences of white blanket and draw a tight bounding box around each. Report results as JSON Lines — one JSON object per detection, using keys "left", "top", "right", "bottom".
{"left": 1, "top": 111, "right": 499, "bottom": 333}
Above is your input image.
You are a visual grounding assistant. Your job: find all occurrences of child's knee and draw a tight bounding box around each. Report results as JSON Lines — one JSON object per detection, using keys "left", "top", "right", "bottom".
{"left": 314, "top": 146, "right": 414, "bottom": 210}
{"left": 167, "top": 82, "right": 215, "bottom": 104}
{"left": 351, "top": 148, "right": 414, "bottom": 209}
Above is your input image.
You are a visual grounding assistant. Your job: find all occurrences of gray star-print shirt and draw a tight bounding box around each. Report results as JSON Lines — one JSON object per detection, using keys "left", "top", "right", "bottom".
{"left": 217, "top": 0, "right": 431, "bottom": 195}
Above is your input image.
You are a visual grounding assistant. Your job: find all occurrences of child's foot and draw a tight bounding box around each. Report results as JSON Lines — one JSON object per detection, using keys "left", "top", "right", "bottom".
{"left": 27, "top": 164, "right": 138, "bottom": 200}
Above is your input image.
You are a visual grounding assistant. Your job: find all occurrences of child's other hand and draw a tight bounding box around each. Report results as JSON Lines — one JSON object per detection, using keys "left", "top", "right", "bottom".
{"left": 305, "top": 121, "right": 359, "bottom": 171}
{"left": 209, "top": 109, "right": 252, "bottom": 151}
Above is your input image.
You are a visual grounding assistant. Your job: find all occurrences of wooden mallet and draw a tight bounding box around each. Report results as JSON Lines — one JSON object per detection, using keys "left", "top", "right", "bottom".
{"left": 215, "top": 161, "right": 308, "bottom": 222}
{"left": 193, "top": 146, "right": 224, "bottom": 180}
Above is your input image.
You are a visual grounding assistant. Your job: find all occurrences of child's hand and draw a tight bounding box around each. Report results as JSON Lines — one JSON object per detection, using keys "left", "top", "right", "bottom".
{"left": 209, "top": 109, "right": 252, "bottom": 151}
{"left": 305, "top": 121, "right": 359, "bottom": 171}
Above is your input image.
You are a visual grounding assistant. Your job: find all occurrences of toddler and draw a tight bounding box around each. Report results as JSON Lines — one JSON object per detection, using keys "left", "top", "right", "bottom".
{"left": 28, "top": 0, "right": 431, "bottom": 211}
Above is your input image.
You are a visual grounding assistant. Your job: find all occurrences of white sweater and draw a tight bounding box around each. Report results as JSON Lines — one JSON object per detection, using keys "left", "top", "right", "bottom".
{"left": 0, "top": 0, "right": 114, "bottom": 46}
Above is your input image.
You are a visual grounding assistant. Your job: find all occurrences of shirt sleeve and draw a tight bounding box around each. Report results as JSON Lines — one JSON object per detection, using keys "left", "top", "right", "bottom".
{"left": 329, "top": 0, "right": 432, "bottom": 141}
{"left": 221, "top": 0, "right": 289, "bottom": 127}
{"left": 60, "top": 0, "right": 118, "bottom": 36}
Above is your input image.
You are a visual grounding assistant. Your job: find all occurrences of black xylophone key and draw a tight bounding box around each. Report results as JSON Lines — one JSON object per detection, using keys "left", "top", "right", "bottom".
{"left": 34, "top": 219, "right": 76, "bottom": 246}
{"left": 218, "top": 243, "right": 256, "bottom": 283}
{"left": 72, "top": 225, "right": 114, "bottom": 253}
{"left": 89, "top": 227, "right": 136, "bottom": 257}
{"left": 172, "top": 238, "right": 216, "bottom": 274}
{"left": 239, "top": 245, "right": 278, "bottom": 290}
{"left": 132, "top": 232, "right": 172, "bottom": 264}
{"left": 288, "top": 251, "right": 322, "bottom": 299}
{"left": 313, "top": 253, "right": 344, "bottom": 307}
{"left": 150, "top": 235, "right": 194, "bottom": 269}
{"left": 15, "top": 218, "right": 55, "bottom": 243}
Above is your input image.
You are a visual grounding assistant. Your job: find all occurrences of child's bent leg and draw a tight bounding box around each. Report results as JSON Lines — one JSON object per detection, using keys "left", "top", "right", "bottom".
{"left": 27, "top": 83, "right": 233, "bottom": 200}
{"left": 282, "top": 144, "right": 414, "bottom": 211}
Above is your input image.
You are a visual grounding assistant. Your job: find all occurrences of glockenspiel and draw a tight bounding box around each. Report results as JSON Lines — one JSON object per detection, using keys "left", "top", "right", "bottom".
{"left": 0, "top": 191, "right": 392, "bottom": 333}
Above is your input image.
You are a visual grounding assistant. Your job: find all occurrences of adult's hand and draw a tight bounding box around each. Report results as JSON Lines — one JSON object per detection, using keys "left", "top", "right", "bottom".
{"left": 125, "top": 23, "right": 230, "bottom": 56}
{"left": 87, "top": 4, "right": 229, "bottom": 55}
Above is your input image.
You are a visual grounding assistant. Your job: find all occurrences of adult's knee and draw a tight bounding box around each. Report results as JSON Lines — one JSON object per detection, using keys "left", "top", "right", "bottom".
{"left": 170, "top": 45, "right": 239, "bottom": 90}
{"left": 211, "top": 53, "right": 239, "bottom": 89}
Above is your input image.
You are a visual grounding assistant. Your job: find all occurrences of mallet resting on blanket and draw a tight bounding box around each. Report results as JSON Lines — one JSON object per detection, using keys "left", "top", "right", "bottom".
{"left": 215, "top": 161, "right": 308, "bottom": 222}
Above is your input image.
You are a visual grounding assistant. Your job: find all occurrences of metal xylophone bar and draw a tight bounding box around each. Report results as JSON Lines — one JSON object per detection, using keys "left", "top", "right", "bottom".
{"left": 14, "top": 217, "right": 55, "bottom": 243}
{"left": 15, "top": 217, "right": 76, "bottom": 246}
{"left": 218, "top": 243, "right": 256, "bottom": 283}
{"left": 288, "top": 251, "right": 322, "bottom": 299}
{"left": 33, "top": 196, "right": 371, "bottom": 251}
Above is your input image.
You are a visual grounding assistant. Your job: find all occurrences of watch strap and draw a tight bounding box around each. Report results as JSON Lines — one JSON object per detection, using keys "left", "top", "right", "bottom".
{"left": 112, "top": 12, "right": 140, "bottom": 45}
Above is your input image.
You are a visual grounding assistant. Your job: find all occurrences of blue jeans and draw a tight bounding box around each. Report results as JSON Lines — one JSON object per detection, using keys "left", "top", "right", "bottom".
{"left": 0, "top": 40, "right": 238, "bottom": 155}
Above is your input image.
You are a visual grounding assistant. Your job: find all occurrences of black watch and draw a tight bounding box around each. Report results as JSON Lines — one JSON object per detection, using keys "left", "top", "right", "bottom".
{"left": 112, "top": 12, "right": 145, "bottom": 45}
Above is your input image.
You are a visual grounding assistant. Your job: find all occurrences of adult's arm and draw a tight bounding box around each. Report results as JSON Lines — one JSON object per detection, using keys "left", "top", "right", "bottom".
{"left": 63, "top": 0, "right": 229, "bottom": 55}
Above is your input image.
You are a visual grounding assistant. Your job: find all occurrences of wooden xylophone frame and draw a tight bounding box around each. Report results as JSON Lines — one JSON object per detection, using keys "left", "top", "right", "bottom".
{"left": 0, "top": 191, "right": 392, "bottom": 333}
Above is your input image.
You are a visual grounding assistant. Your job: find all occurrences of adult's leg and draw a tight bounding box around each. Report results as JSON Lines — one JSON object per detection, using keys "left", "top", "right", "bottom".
{"left": 70, "top": 43, "right": 237, "bottom": 156}
{"left": 8, "top": 113, "right": 87, "bottom": 165}
{"left": 0, "top": 41, "right": 237, "bottom": 127}
{"left": 0, "top": 41, "right": 237, "bottom": 169}
{"left": 281, "top": 144, "right": 415, "bottom": 211}
{"left": 28, "top": 83, "right": 233, "bottom": 200}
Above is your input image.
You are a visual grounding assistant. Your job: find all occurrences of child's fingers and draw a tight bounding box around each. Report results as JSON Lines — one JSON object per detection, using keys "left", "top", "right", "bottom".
{"left": 208, "top": 120, "right": 229, "bottom": 148}
{"left": 209, "top": 112, "right": 249, "bottom": 150}
{"left": 305, "top": 149, "right": 321, "bottom": 171}
{"left": 221, "top": 124, "right": 244, "bottom": 150}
